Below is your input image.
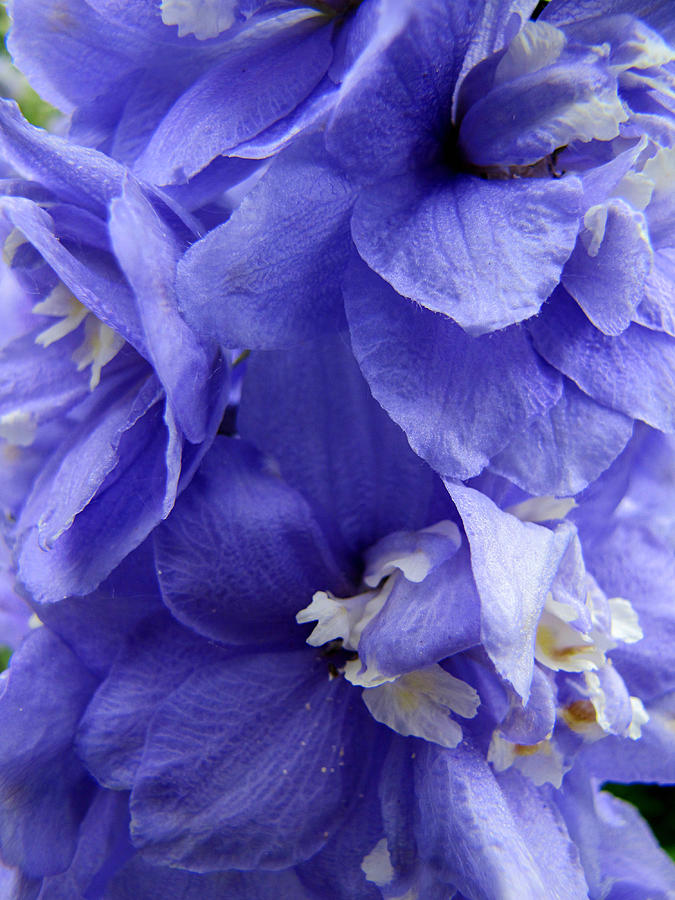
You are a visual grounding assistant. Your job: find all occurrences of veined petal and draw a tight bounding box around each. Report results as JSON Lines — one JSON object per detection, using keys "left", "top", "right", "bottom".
{"left": 344, "top": 255, "right": 562, "bottom": 481}
{"left": 130, "top": 650, "right": 379, "bottom": 871}
{"left": 155, "top": 437, "right": 347, "bottom": 646}
{"left": 359, "top": 665, "right": 479, "bottom": 749}
{"left": 448, "top": 481, "right": 570, "bottom": 700}
{"left": 351, "top": 170, "right": 582, "bottom": 335}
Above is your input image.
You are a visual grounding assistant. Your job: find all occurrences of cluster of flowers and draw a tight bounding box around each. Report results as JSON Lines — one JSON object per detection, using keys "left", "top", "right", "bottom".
{"left": 0, "top": 0, "right": 674, "bottom": 896}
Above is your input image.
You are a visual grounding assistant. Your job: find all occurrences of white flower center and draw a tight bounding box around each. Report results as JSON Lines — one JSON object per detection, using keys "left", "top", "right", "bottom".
{"left": 297, "top": 520, "right": 478, "bottom": 748}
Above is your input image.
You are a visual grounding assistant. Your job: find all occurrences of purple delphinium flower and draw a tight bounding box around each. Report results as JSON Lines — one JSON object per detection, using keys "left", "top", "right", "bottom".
{"left": 0, "top": 337, "right": 673, "bottom": 897}
{"left": 0, "top": 2, "right": 673, "bottom": 897}
{"left": 0, "top": 102, "right": 230, "bottom": 603}
{"left": 6, "top": 0, "right": 380, "bottom": 188}
{"left": 174, "top": 0, "right": 675, "bottom": 501}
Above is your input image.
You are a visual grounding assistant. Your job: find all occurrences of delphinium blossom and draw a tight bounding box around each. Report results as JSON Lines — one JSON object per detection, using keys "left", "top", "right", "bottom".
{"left": 6, "top": 0, "right": 388, "bottom": 187}
{"left": 0, "top": 340, "right": 673, "bottom": 897}
{"left": 174, "top": 0, "right": 675, "bottom": 498}
{"left": 0, "top": 103, "right": 229, "bottom": 602}
{"left": 0, "top": 0, "right": 673, "bottom": 898}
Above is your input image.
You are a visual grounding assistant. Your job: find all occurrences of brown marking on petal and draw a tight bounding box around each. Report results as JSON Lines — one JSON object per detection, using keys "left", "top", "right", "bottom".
{"left": 562, "top": 699, "right": 597, "bottom": 732}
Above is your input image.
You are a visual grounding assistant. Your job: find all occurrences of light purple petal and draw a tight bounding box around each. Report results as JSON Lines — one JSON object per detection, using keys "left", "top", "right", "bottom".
{"left": 177, "top": 136, "right": 353, "bottom": 348}
{"left": 562, "top": 199, "right": 652, "bottom": 336}
{"left": 352, "top": 171, "right": 582, "bottom": 335}
{"left": 414, "top": 741, "right": 586, "bottom": 898}
{"left": 490, "top": 377, "right": 633, "bottom": 496}
{"left": 344, "top": 256, "right": 562, "bottom": 480}
{"left": 448, "top": 481, "right": 569, "bottom": 699}
{"left": 530, "top": 286, "right": 675, "bottom": 432}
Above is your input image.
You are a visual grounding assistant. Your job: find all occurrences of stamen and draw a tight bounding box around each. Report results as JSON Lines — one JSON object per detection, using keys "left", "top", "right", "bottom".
{"left": 34, "top": 285, "right": 88, "bottom": 348}
{"left": 71, "top": 317, "right": 125, "bottom": 390}
{"left": 33, "top": 283, "right": 125, "bottom": 390}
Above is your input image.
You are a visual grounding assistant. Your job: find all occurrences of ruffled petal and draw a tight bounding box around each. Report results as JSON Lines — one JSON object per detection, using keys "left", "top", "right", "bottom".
{"left": 530, "top": 286, "right": 675, "bottom": 432}
{"left": 490, "top": 377, "right": 633, "bottom": 496}
{"left": 351, "top": 171, "right": 582, "bottom": 335}
{"left": 562, "top": 199, "right": 652, "bottom": 336}
{"left": 344, "top": 255, "right": 562, "bottom": 480}
{"left": 176, "top": 136, "right": 353, "bottom": 348}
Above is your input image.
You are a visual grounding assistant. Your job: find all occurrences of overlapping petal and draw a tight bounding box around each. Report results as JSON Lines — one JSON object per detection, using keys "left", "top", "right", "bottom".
{"left": 344, "top": 255, "right": 563, "bottom": 480}
{"left": 351, "top": 170, "right": 582, "bottom": 334}
{"left": 154, "top": 437, "right": 348, "bottom": 645}
{"left": 130, "top": 649, "right": 379, "bottom": 871}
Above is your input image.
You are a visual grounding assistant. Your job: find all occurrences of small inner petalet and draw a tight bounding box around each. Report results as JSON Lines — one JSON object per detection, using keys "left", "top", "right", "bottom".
{"left": 160, "top": 0, "right": 360, "bottom": 41}
{"left": 442, "top": 125, "right": 567, "bottom": 180}
{"left": 470, "top": 145, "right": 568, "bottom": 180}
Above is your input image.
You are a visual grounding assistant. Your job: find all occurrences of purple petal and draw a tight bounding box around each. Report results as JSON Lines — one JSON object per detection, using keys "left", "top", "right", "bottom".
{"left": 358, "top": 545, "right": 481, "bottom": 678}
{"left": 296, "top": 777, "right": 383, "bottom": 900}
{"left": 130, "top": 650, "right": 378, "bottom": 871}
{"left": 0, "top": 327, "right": 90, "bottom": 436}
{"left": 109, "top": 176, "right": 225, "bottom": 443}
{"left": 562, "top": 199, "right": 652, "bottom": 336}
{"left": 414, "top": 741, "right": 586, "bottom": 898}
{"left": 135, "top": 14, "right": 334, "bottom": 183}
{"left": 448, "top": 481, "right": 569, "bottom": 699}
{"left": 586, "top": 522, "right": 675, "bottom": 701}
{"left": 0, "top": 628, "right": 97, "bottom": 877}
{"left": 109, "top": 856, "right": 315, "bottom": 900}
{"left": 238, "top": 336, "right": 452, "bottom": 557}
{"left": 77, "top": 615, "right": 229, "bottom": 790}
{"left": 177, "top": 136, "right": 353, "bottom": 348}
{"left": 580, "top": 691, "right": 675, "bottom": 785}
{"left": 17, "top": 371, "right": 162, "bottom": 553}
{"left": 344, "top": 256, "right": 562, "bottom": 480}
{"left": 557, "top": 773, "right": 675, "bottom": 900}
{"left": 490, "top": 377, "right": 633, "bottom": 496}
{"left": 458, "top": 43, "right": 623, "bottom": 168}
{"left": 17, "top": 384, "right": 181, "bottom": 603}
{"left": 543, "top": 0, "right": 675, "bottom": 44}
{"left": 351, "top": 171, "right": 582, "bottom": 335}
{"left": 529, "top": 286, "right": 675, "bottom": 432}
{"left": 33, "top": 540, "right": 163, "bottom": 679}
{"left": 154, "top": 437, "right": 348, "bottom": 646}
{"left": 0, "top": 196, "right": 144, "bottom": 352}
{"left": 0, "top": 101, "right": 123, "bottom": 216}
{"left": 33, "top": 789, "right": 133, "bottom": 900}
{"left": 635, "top": 248, "right": 675, "bottom": 336}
